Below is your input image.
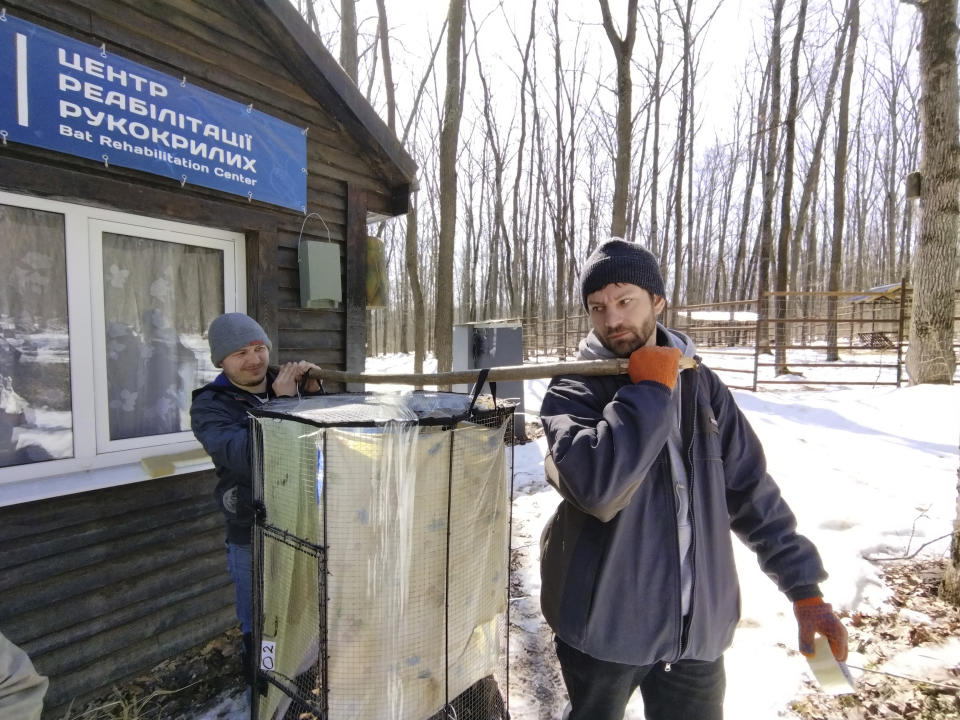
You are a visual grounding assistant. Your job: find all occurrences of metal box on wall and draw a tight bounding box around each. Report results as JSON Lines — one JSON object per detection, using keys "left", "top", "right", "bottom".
{"left": 299, "top": 240, "right": 342, "bottom": 309}
{"left": 453, "top": 321, "right": 525, "bottom": 439}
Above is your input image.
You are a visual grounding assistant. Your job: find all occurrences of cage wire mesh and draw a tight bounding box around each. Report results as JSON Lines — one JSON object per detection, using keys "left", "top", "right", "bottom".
{"left": 250, "top": 391, "right": 516, "bottom": 720}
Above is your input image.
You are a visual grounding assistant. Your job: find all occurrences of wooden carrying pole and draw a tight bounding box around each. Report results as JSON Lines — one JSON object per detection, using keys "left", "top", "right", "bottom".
{"left": 295, "top": 357, "right": 698, "bottom": 387}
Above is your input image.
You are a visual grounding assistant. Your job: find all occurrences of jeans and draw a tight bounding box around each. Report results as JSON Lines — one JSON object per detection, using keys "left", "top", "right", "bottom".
{"left": 226, "top": 541, "right": 253, "bottom": 634}
{"left": 555, "top": 637, "right": 725, "bottom": 720}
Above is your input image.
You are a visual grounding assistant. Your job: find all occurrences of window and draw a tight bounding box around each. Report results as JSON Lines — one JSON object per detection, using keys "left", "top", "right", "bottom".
{"left": 0, "top": 191, "right": 245, "bottom": 503}
{"left": 0, "top": 205, "right": 70, "bottom": 468}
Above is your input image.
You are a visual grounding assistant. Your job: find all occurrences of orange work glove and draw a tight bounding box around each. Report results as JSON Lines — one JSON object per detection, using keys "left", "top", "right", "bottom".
{"left": 794, "top": 597, "right": 848, "bottom": 662}
{"left": 627, "top": 346, "right": 683, "bottom": 389}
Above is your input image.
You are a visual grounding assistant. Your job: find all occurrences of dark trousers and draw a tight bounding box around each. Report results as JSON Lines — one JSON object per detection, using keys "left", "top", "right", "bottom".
{"left": 226, "top": 541, "right": 253, "bottom": 634}
{"left": 555, "top": 637, "right": 725, "bottom": 720}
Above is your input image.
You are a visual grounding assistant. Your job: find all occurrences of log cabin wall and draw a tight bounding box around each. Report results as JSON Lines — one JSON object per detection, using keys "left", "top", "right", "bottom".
{"left": 0, "top": 0, "right": 414, "bottom": 714}
{"left": 0, "top": 472, "right": 234, "bottom": 714}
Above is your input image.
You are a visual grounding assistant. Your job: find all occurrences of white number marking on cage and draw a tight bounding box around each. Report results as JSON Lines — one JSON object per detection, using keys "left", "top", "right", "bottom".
{"left": 260, "top": 640, "right": 277, "bottom": 671}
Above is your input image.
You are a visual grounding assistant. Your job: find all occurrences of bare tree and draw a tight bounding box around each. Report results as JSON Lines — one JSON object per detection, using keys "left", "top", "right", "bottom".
{"left": 757, "top": 0, "right": 784, "bottom": 355}
{"left": 340, "top": 0, "right": 358, "bottom": 83}
{"left": 549, "top": 0, "right": 569, "bottom": 320}
{"left": 400, "top": 22, "right": 447, "bottom": 375}
{"left": 732, "top": 65, "right": 768, "bottom": 305}
{"left": 774, "top": 0, "right": 808, "bottom": 374}
{"left": 436, "top": 0, "right": 466, "bottom": 376}
{"left": 791, "top": 9, "right": 851, "bottom": 273}
{"left": 374, "top": 0, "right": 396, "bottom": 132}
{"left": 671, "top": 0, "right": 694, "bottom": 312}
{"left": 642, "top": 0, "right": 668, "bottom": 259}
{"left": 599, "top": 0, "right": 639, "bottom": 238}
{"left": 405, "top": 197, "right": 427, "bottom": 375}
{"left": 826, "top": 0, "right": 859, "bottom": 362}
{"left": 504, "top": 0, "right": 538, "bottom": 319}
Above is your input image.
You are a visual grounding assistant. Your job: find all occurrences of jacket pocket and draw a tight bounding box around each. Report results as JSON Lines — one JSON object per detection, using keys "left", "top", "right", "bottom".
{"left": 541, "top": 505, "right": 607, "bottom": 639}
{"left": 693, "top": 404, "right": 723, "bottom": 459}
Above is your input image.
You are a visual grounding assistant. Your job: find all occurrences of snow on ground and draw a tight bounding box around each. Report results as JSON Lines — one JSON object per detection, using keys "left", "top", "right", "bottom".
{"left": 198, "top": 348, "right": 959, "bottom": 719}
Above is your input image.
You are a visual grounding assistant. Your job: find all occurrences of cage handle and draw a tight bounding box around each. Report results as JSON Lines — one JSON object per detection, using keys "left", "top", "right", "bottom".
{"left": 468, "top": 368, "right": 491, "bottom": 414}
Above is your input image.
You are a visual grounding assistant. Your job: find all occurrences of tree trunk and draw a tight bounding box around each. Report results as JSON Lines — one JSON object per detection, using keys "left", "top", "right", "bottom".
{"left": 405, "top": 201, "right": 426, "bottom": 377}
{"left": 550, "top": 0, "right": 568, "bottom": 320}
{"left": 758, "top": 0, "right": 784, "bottom": 355}
{"left": 339, "top": 0, "right": 358, "bottom": 83}
{"left": 775, "top": 0, "right": 807, "bottom": 374}
{"left": 671, "top": 0, "right": 693, "bottom": 313}
{"left": 510, "top": 0, "right": 537, "bottom": 319}
{"left": 732, "top": 68, "right": 767, "bottom": 304}
{"left": 791, "top": 8, "right": 850, "bottom": 270}
{"left": 644, "top": 1, "right": 666, "bottom": 257}
{"left": 435, "top": 0, "right": 465, "bottom": 377}
{"left": 905, "top": 0, "right": 959, "bottom": 387}
{"left": 374, "top": 0, "right": 396, "bottom": 133}
{"left": 600, "top": 0, "right": 639, "bottom": 239}
{"left": 827, "top": 0, "right": 859, "bottom": 362}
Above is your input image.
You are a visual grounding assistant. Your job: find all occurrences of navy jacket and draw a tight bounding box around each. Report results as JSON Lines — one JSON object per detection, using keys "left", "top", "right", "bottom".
{"left": 539, "top": 326, "right": 826, "bottom": 666}
{"left": 190, "top": 371, "right": 323, "bottom": 545}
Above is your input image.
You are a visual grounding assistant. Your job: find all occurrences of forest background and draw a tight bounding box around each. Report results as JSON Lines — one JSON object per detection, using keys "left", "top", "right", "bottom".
{"left": 296, "top": 0, "right": 948, "bottom": 374}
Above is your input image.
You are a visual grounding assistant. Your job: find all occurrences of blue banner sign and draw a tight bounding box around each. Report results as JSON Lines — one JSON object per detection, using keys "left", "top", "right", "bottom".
{"left": 0, "top": 13, "right": 307, "bottom": 211}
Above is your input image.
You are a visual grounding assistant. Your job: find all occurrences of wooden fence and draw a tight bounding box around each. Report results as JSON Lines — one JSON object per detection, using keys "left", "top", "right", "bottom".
{"left": 520, "top": 284, "right": 960, "bottom": 391}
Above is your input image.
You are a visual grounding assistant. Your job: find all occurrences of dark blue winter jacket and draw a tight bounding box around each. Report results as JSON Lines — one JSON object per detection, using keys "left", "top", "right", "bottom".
{"left": 539, "top": 325, "right": 825, "bottom": 666}
{"left": 190, "top": 371, "right": 323, "bottom": 545}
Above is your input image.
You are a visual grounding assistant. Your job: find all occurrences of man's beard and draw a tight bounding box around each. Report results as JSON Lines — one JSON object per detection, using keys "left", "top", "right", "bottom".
{"left": 600, "top": 314, "right": 658, "bottom": 357}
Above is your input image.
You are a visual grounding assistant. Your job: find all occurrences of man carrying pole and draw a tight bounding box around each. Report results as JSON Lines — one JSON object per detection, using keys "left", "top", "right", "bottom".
{"left": 536, "top": 238, "right": 847, "bottom": 720}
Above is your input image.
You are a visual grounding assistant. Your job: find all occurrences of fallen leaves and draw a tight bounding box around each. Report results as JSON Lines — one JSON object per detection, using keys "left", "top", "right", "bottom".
{"left": 786, "top": 558, "right": 960, "bottom": 720}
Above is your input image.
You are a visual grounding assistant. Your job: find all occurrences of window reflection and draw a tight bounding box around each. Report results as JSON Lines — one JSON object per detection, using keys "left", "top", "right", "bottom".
{"left": 102, "top": 233, "right": 224, "bottom": 440}
{"left": 0, "top": 204, "right": 73, "bottom": 467}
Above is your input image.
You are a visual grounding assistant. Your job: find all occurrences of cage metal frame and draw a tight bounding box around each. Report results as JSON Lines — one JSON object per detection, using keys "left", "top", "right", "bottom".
{"left": 249, "top": 390, "right": 517, "bottom": 720}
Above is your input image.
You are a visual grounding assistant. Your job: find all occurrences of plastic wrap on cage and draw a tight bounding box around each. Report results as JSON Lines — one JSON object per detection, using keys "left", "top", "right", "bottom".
{"left": 260, "top": 391, "right": 476, "bottom": 426}
{"left": 251, "top": 392, "right": 512, "bottom": 720}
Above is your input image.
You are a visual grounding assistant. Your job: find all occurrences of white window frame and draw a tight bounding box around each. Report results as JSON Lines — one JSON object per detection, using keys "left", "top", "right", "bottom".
{"left": 0, "top": 190, "right": 246, "bottom": 506}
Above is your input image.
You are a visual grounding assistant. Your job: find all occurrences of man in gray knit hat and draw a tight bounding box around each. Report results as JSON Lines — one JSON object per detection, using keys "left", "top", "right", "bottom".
{"left": 190, "top": 313, "right": 323, "bottom": 690}
{"left": 539, "top": 238, "right": 846, "bottom": 719}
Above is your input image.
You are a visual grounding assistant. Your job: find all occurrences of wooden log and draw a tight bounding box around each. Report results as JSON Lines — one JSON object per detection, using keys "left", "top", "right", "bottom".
{"left": 0, "top": 527, "right": 225, "bottom": 616}
{"left": 31, "top": 584, "right": 235, "bottom": 678}
{"left": 0, "top": 471, "right": 217, "bottom": 544}
{"left": 0, "top": 513, "right": 223, "bottom": 594}
{"left": 283, "top": 357, "right": 698, "bottom": 387}
{"left": 42, "top": 605, "right": 238, "bottom": 713}
{"left": 8, "top": 552, "right": 229, "bottom": 650}
{"left": 0, "top": 494, "right": 217, "bottom": 570}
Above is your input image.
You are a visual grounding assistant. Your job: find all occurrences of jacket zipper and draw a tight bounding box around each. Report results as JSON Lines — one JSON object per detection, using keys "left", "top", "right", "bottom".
{"left": 668, "top": 456, "right": 683, "bottom": 663}
{"left": 673, "top": 366, "right": 698, "bottom": 662}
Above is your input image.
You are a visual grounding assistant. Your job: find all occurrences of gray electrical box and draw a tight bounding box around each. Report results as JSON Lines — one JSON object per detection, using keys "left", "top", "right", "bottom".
{"left": 453, "top": 321, "right": 526, "bottom": 440}
{"left": 299, "top": 240, "right": 342, "bottom": 309}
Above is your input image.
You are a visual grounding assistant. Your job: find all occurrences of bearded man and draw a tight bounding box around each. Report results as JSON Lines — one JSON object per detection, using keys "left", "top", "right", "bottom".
{"left": 538, "top": 239, "right": 847, "bottom": 720}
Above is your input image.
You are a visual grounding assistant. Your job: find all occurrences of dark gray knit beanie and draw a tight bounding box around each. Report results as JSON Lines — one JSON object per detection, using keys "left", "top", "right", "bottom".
{"left": 207, "top": 313, "right": 271, "bottom": 367}
{"left": 580, "top": 238, "right": 665, "bottom": 309}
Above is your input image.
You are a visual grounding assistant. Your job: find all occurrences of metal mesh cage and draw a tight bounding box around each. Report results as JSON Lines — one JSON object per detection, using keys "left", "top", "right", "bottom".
{"left": 250, "top": 392, "right": 514, "bottom": 720}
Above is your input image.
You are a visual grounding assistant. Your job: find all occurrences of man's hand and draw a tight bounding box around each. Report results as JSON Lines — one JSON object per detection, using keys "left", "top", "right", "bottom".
{"left": 272, "top": 361, "right": 322, "bottom": 396}
{"left": 627, "top": 346, "right": 682, "bottom": 389}
{"left": 794, "top": 597, "right": 848, "bottom": 662}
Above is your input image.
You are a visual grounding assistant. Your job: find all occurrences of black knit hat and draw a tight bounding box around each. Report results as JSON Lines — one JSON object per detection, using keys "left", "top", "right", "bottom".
{"left": 580, "top": 238, "right": 665, "bottom": 309}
